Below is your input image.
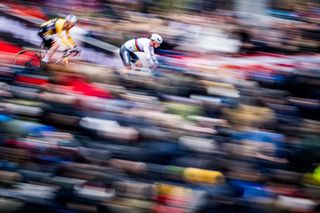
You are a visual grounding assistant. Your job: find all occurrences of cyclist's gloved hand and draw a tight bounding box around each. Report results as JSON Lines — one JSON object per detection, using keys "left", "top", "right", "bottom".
{"left": 65, "top": 46, "right": 71, "bottom": 52}
{"left": 71, "top": 46, "right": 81, "bottom": 56}
{"left": 63, "top": 47, "right": 72, "bottom": 56}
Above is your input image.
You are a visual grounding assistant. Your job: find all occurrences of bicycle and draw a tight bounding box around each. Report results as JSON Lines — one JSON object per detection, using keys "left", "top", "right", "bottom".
{"left": 115, "top": 58, "right": 155, "bottom": 79}
{"left": 14, "top": 45, "right": 76, "bottom": 71}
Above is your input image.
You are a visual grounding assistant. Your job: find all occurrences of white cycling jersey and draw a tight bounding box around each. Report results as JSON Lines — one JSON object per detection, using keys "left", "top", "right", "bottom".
{"left": 124, "top": 38, "right": 158, "bottom": 66}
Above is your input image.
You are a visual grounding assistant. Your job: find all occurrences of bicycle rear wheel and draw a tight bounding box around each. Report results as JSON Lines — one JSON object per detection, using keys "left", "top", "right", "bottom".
{"left": 14, "top": 49, "right": 42, "bottom": 68}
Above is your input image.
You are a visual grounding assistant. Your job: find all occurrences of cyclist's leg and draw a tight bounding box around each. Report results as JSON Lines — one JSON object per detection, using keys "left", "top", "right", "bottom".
{"left": 38, "top": 30, "right": 58, "bottom": 63}
{"left": 43, "top": 41, "right": 59, "bottom": 63}
{"left": 130, "top": 52, "right": 141, "bottom": 68}
{"left": 119, "top": 45, "right": 132, "bottom": 74}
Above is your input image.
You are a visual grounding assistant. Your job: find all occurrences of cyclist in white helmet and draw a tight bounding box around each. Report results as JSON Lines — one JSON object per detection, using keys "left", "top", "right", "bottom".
{"left": 38, "top": 14, "right": 80, "bottom": 63}
{"left": 119, "top": 33, "right": 162, "bottom": 73}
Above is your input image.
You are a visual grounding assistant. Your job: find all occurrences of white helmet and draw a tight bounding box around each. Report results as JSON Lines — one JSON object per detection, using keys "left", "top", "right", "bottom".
{"left": 150, "top": 33, "right": 163, "bottom": 44}
{"left": 66, "top": 14, "right": 78, "bottom": 24}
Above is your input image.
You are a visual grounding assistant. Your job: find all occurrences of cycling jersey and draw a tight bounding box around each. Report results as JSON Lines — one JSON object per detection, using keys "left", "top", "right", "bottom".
{"left": 39, "top": 18, "right": 75, "bottom": 47}
{"left": 124, "top": 38, "right": 158, "bottom": 66}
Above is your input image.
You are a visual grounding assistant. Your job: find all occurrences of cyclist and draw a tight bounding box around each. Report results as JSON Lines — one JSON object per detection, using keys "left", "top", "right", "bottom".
{"left": 38, "top": 14, "right": 80, "bottom": 63}
{"left": 119, "top": 33, "right": 162, "bottom": 73}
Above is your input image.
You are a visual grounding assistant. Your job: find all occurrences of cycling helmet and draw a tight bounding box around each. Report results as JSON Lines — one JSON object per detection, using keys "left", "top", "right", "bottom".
{"left": 66, "top": 14, "right": 78, "bottom": 24}
{"left": 150, "top": 33, "right": 163, "bottom": 44}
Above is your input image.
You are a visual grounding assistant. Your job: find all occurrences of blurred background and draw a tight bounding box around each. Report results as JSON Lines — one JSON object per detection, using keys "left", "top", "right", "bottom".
{"left": 0, "top": 0, "right": 320, "bottom": 212}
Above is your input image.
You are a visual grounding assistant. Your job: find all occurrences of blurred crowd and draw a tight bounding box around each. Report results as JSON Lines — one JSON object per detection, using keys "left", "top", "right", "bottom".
{"left": 0, "top": 0, "right": 320, "bottom": 213}
{"left": 75, "top": 0, "right": 320, "bottom": 54}
{"left": 66, "top": 0, "right": 320, "bottom": 54}
{"left": 9, "top": 0, "right": 320, "bottom": 54}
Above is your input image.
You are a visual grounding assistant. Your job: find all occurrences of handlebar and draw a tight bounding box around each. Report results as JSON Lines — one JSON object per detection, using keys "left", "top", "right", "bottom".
{"left": 63, "top": 49, "right": 80, "bottom": 57}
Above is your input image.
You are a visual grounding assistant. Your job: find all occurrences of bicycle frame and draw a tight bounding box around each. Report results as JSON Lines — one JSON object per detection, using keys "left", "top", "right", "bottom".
{"left": 130, "top": 61, "right": 153, "bottom": 73}
{"left": 53, "top": 51, "right": 72, "bottom": 65}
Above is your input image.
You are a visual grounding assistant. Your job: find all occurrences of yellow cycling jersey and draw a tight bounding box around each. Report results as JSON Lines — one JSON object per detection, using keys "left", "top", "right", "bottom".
{"left": 40, "top": 18, "right": 75, "bottom": 47}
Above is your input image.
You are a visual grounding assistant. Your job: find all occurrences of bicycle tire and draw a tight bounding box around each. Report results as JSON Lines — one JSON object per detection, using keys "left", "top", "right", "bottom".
{"left": 14, "top": 48, "right": 42, "bottom": 68}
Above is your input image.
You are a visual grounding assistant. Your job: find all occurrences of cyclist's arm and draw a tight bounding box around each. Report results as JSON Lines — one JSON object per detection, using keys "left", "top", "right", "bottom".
{"left": 55, "top": 19, "right": 73, "bottom": 48}
{"left": 66, "top": 30, "right": 76, "bottom": 47}
{"left": 57, "top": 32, "right": 70, "bottom": 47}
{"left": 150, "top": 49, "right": 159, "bottom": 66}
{"left": 143, "top": 44, "right": 155, "bottom": 66}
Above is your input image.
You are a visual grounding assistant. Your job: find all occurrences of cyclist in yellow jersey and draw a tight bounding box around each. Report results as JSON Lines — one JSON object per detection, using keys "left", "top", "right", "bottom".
{"left": 38, "top": 14, "right": 80, "bottom": 63}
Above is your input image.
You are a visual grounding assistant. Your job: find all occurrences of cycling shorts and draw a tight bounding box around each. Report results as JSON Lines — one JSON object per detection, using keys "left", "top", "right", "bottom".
{"left": 119, "top": 44, "right": 139, "bottom": 66}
